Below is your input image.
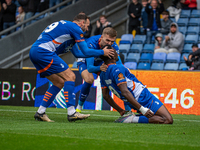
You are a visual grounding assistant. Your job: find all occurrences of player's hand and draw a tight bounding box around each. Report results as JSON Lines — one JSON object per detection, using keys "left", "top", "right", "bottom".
{"left": 139, "top": 106, "right": 154, "bottom": 118}
{"left": 100, "top": 63, "right": 108, "bottom": 72}
{"left": 144, "top": 109, "right": 154, "bottom": 118}
{"left": 103, "top": 46, "right": 115, "bottom": 59}
{"left": 119, "top": 110, "right": 127, "bottom": 116}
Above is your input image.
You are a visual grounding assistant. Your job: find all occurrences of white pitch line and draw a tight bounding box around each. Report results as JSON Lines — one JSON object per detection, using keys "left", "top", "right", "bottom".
{"left": 0, "top": 109, "right": 200, "bottom": 122}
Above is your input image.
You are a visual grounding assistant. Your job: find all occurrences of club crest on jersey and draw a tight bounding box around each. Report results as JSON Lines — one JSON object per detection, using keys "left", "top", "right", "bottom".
{"left": 118, "top": 73, "right": 125, "bottom": 81}
{"left": 80, "top": 34, "right": 84, "bottom": 38}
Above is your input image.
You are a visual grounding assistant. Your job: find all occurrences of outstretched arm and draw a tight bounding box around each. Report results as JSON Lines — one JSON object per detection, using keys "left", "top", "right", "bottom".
{"left": 77, "top": 41, "right": 114, "bottom": 58}
{"left": 118, "top": 83, "right": 154, "bottom": 118}
{"left": 71, "top": 44, "right": 88, "bottom": 58}
{"left": 102, "top": 88, "right": 126, "bottom": 116}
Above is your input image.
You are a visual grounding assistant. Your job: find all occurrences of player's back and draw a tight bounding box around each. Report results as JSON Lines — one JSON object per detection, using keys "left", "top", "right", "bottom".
{"left": 32, "top": 20, "right": 83, "bottom": 54}
{"left": 100, "top": 64, "right": 145, "bottom": 101}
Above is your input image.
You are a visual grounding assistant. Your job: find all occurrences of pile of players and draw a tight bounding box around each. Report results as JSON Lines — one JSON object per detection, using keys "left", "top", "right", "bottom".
{"left": 30, "top": 13, "right": 173, "bottom": 124}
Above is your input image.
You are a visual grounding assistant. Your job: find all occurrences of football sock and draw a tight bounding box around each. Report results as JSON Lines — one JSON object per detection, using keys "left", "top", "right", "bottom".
{"left": 138, "top": 116, "right": 149, "bottom": 123}
{"left": 124, "top": 101, "right": 132, "bottom": 111}
{"left": 38, "top": 85, "right": 61, "bottom": 114}
{"left": 78, "top": 82, "right": 92, "bottom": 106}
{"left": 64, "top": 81, "right": 76, "bottom": 115}
{"left": 76, "top": 104, "right": 82, "bottom": 110}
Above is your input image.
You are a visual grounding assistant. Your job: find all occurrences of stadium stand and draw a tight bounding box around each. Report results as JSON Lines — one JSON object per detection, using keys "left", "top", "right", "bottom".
{"left": 177, "top": 18, "right": 189, "bottom": 27}
{"left": 120, "top": 34, "right": 133, "bottom": 44}
{"left": 180, "top": 9, "right": 191, "bottom": 18}
{"left": 188, "top": 18, "right": 200, "bottom": 26}
{"left": 179, "top": 26, "right": 187, "bottom": 35}
{"left": 164, "top": 63, "right": 179, "bottom": 70}
{"left": 151, "top": 62, "right": 164, "bottom": 70}
{"left": 166, "top": 52, "right": 181, "bottom": 63}
{"left": 137, "top": 62, "right": 151, "bottom": 70}
{"left": 180, "top": 53, "right": 189, "bottom": 63}
{"left": 142, "top": 44, "right": 155, "bottom": 53}
{"left": 124, "top": 62, "right": 137, "bottom": 70}
{"left": 139, "top": 52, "right": 153, "bottom": 63}
{"left": 186, "top": 26, "right": 200, "bottom": 35}
{"left": 153, "top": 52, "right": 167, "bottom": 63}
{"left": 185, "top": 35, "right": 199, "bottom": 44}
{"left": 179, "top": 63, "right": 189, "bottom": 70}
{"left": 190, "top": 9, "right": 200, "bottom": 18}
{"left": 119, "top": 44, "right": 131, "bottom": 53}
{"left": 132, "top": 35, "right": 146, "bottom": 44}
{"left": 129, "top": 44, "right": 143, "bottom": 53}
{"left": 126, "top": 53, "right": 140, "bottom": 62}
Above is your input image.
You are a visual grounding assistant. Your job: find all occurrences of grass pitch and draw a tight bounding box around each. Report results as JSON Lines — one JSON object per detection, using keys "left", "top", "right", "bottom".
{"left": 0, "top": 106, "right": 200, "bottom": 150}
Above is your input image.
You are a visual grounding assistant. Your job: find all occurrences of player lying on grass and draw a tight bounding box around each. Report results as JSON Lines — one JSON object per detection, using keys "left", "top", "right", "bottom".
{"left": 30, "top": 14, "right": 114, "bottom": 122}
{"left": 76, "top": 27, "right": 131, "bottom": 113}
{"left": 99, "top": 46, "right": 173, "bottom": 124}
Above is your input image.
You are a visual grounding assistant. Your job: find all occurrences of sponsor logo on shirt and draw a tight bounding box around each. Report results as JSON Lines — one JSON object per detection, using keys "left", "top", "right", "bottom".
{"left": 118, "top": 73, "right": 125, "bottom": 81}
{"left": 105, "top": 79, "right": 112, "bottom": 85}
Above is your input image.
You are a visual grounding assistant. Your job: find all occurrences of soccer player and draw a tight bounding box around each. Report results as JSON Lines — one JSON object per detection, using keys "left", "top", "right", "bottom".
{"left": 76, "top": 27, "right": 131, "bottom": 112}
{"left": 99, "top": 48, "right": 173, "bottom": 124}
{"left": 29, "top": 14, "right": 114, "bottom": 122}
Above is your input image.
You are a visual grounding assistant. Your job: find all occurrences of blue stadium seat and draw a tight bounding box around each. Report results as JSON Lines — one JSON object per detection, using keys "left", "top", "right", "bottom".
{"left": 142, "top": 44, "right": 155, "bottom": 53}
{"left": 185, "top": 35, "right": 199, "bottom": 44}
{"left": 177, "top": 18, "right": 189, "bottom": 27}
{"left": 120, "top": 34, "right": 134, "bottom": 44}
{"left": 166, "top": 52, "right": 181, "bottom": 63}
{"left": 72, "top": 61, "right": 78, "bottom": 68}
{"left": 124, "top": 62, "right": 137, "bottom": 70}
{"left": 180, "top": 53, "right": 189, "bottom": 63}
{"left": 139, "top": 52, "right": 153, "bottom": 63}
{"left": 132, "top": 35, "right": 146, "bottom": 44}
{"left": 182, "top": 44, "right": 193, "bottom": 53}
{"left": 119, "top": 49, "right": 128, "bottom": 60}
{"left": 191, "top": 10, "right": 200, "bottom": 18}
{"left": 186, "top": 26, "right": 200, "bottom": 35}
{"left": 180, "top": 9, "right": 191, "bottom": 18}
{"left": 119, "top": 44, "right": 131, "bottom": 53}
{"left": 137, "top": 62, "right": 151, "bottom": 70}
{"left": 164, "top": 63, "right": 179, "bottom": 70}
{"left": 153, "top": 52, "right": 167, "bottom": 63}
{"left": 126, "top": 53, "right": 140, "bottom": 62}
{"left": 179, "top": 26, "right": 187, "bottom": 35}
{"left": 129, "top": 44, "right": 143, "bottom": 53}
{"left": 179, "top": 63, "right": 189, "bottom": 70}
{"left": 188, "top": 18, "right": 200, "bottom": 26}
{"left": 151, "top": 62, "right": 164, "bottom": 70}
{"left": 170, "top": 18, "right": 176, "bottom": 22}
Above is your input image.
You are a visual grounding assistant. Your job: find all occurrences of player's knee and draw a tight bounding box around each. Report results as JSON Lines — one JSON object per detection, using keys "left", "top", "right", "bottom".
{"left": 85, "top": 77, "right": 94, "bottom": 84}
{"left": 164, "top": 116, "right": 173, "bottom": 124}
{"left": 65, "top": 72, "right": 76, "bottom": 81}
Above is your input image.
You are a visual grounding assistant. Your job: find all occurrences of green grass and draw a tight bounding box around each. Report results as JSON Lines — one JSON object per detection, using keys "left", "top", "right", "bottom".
{"left": 0, "top": 106, "right": 200, "bottom": 150}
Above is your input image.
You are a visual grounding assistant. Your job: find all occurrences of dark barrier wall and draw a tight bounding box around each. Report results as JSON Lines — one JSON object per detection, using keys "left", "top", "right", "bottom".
{"left": 0, "top": 69, "right": 37, "bottom": 106}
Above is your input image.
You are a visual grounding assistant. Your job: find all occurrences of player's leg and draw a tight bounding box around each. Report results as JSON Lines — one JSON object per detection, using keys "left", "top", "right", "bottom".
{"left": 57, "top": 68, "right": 90, "bottom": 122}
{"left": 76, "top": 69, "right": 94, "bottom": 112}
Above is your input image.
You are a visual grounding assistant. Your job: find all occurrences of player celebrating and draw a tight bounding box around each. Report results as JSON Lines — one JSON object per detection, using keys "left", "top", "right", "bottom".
{"left": 99, "top": 47, "right": 173, "bottom": 124}
{"left": 29, "top": 14, "right": 114, "bottom": 122}
{"left": 76, "top": 27, "right": 131, "bottom": 112}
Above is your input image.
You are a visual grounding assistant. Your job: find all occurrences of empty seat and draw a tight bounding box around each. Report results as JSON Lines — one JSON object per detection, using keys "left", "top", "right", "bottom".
{"left": 119, "top": 44, "right": 131, "bottom": 53}
{"left": 142, "top": 44, "right": 155, "bottom": 53}
{"left": 191, "top": 10, "right": 200, "bottom": 18}
{"left": 124, "top": 62, "right": 137, "bottom": 70}
{"left": 186, "top": 26, "right": 200, "bottom": 35}
{"left": 137, "top": 62, "right": 151, "bottom": 70}
{"left": 170, "top": 18, "right": 176, "bottom": 22}
{"left": 179, "top": 63, "right": 189, "bottom": 70}
{"left": 180, "top": 53, "right": 189, "bottom": 63}
{"left": 182, "top": 44, "right": 193, "bottom": 53}
{"left": 132, "top": 35, "right": 146, "bottom": 44}
{"left": 151, "top": 62, "right": 164, "bottom": 70}
{"left": 129, "top": 44, "right": 143, "bottom": 53}
{"left": 179, "top": 26, "right": 187, "bottom": 35}
{"left": 72, "top": 61, "right": 78, "bottom": 68}
{"left": 126, "top": 53, "right": 140, "bottom": 62}
{"left": 140, "top": 52, "right": 153, "bottom": 63}
{"left": 119, "top": 49, "right": 128, "bottom": 60}
{"left": 166, "top": 52, "right": 181, "bottom": 63}
{"left": 180, "top": 9, "right": 191, "bottom": 18}
{"left": 120, "top": 34, "right": 134, "bottom": 44}
{"left": 185, "top": 35, "right": 199, "bottom": 44}
{"left": 164, "top": 63, "right": 179, "bottom": 70}
{"left": 153, "top": 52, "right": 167, "bottom": 63}
{"left": 188, "top": 18, "right": 200, "bottom": 26}
{"left": 177, "top": 18, "right": 189, "bottom": 26}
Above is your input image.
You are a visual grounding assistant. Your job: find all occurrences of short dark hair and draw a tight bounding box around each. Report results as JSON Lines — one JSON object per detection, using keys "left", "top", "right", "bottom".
{"left": 102, "top": 27, "right": 117, "bottom": 38}
{"left": 100, "top": 45, "right": 118, "bottom": 63}
{"left": 74, "top": 14, "right": 89, "bottom": 22}
{"left": 162, "top": 10, "right": 169, "bottom": 15}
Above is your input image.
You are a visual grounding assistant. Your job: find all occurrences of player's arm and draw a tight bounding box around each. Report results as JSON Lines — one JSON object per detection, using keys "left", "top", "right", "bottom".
{"left": 118, "top": 83, "right": 154, "bottom": 118}
{"left": 77, "top": 41, "right": 114, "bottom": 58}
{"left": 86, "top": 57, "right": 107, "bottom": 73}
{"left": 102, "top": 87, "right": 126, "bottom": 116}
{"left": 71, "top": 44, "right": 89, "bottom": 58}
